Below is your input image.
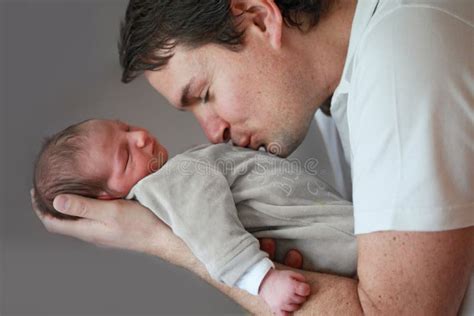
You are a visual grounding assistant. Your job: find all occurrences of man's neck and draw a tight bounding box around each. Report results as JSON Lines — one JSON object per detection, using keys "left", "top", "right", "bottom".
{"left": 319, "top": 0, "right": 357, "bottom": 91}
{"left": 285, "top": 0, "right": 357, "bottom": 110}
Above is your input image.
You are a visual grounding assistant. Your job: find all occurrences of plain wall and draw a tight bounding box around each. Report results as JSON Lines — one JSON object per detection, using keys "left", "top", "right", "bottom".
{"left": 1, "top": 0, "right": 7, "bottom": 311}
{"left": 1, "top": 1, "right": 334, "bottom": 315}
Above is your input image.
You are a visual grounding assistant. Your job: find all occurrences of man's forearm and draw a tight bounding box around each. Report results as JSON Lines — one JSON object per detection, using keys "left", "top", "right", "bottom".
{"left": 143, "top": 225, "right": 363, "bottom": 314}
{"left": 177, "top": 260, "right": 363, "bottom": 315}
{"left": 289, "top": 265, "right": 363, "bottom": 315}
{"left": 33, "top": 195, "right": 472, "bottom": 314}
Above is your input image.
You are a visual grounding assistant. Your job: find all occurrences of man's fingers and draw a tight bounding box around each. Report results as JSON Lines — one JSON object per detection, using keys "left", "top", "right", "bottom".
{"left": 31, "top": 189, "right": 87, "bottom": 238}
{"left": 53, "top": 194, "right": 117, "bottom": 222}
{"left": 30, "top": 189, "right": 45, "bottom": 220}
{"left": 284, "top": 249, "right": 303, "bottom": 269}
{"left": 40, "top": 214, "right": 106, "bottom": 243}
{"left": 259, "top": 238, "right": 276, "bottom": 260}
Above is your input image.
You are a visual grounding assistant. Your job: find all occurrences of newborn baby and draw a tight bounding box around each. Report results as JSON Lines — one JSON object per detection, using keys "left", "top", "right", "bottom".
{"left": 34, "top": 119, "right": 356, "bottom": 314}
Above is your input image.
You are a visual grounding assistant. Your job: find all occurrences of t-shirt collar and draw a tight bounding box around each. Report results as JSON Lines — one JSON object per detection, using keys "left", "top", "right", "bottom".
{"left": 333, "top": 0, "right": 380, "bottom": 97}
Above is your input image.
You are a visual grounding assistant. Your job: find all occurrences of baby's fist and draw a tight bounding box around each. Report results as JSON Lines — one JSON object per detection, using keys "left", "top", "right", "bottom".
{"left": 259, "top": 269, "right": 311, "bottom": 315}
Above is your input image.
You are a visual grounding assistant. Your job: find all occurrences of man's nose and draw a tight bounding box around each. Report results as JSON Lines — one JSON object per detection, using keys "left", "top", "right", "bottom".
{"left": 194, "top": 108, "right": 230, "bottom": 144}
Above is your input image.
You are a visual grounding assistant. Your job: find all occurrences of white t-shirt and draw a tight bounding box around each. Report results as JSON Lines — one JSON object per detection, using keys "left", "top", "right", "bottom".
{"left": 330, "top": 0, "right": 473, "bottom": 313}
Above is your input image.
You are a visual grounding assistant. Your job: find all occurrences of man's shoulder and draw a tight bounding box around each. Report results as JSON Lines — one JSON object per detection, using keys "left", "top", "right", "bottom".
{"left": 351, "top": 0, "right": 473, "bottom": 101}
{"left": 370, "top": 0, "right": 473, "bottom": 27}
{"left": 361, "top": 0, "right": 473, "bottom": 58}
{"left": 343, "top": 0, "right": 474, "bottom": 235}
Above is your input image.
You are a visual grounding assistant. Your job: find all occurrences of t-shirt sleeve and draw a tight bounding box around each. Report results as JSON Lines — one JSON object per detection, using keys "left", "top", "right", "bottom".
{"left": 129, "top": 158, "right": 267, "bottom": 286}
{"left": 348, "top": 7, "right": 474, "bottom": 234}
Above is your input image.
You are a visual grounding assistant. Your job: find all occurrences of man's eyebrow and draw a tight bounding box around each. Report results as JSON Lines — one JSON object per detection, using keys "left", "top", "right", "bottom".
{"left": 179, "top": 77, "right": 196, "bottom": 109}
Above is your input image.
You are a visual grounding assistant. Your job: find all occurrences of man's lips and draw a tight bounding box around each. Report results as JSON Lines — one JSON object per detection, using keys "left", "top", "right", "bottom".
{"left": 233, "top": 135, "right": 265, "bottom": 151}
{"left": 233, "top": 136, "right": 250, "bottom": 148}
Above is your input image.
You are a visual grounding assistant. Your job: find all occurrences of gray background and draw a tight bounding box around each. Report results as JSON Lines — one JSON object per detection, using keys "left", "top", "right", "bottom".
{"left": 1, "top": 0, "right": 334, "bottom": 315}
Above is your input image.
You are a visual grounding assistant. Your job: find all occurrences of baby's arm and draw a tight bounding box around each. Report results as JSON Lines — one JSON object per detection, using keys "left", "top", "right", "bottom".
{"left": 130, "top": 159, "right": 310, "bottom": 313}
{"left": 260, "top": 268, "right": 311, "bottom": 314}
{"left": 129, "top": 159, "right": 264, "bottom": 280}
{"left": 235, "top": 258, "right": 310, "bottom": 314}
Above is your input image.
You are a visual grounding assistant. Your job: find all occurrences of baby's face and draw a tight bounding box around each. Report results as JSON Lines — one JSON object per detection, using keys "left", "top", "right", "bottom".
{"left": 84, "top": 119, "right": 168, "bottom": 197}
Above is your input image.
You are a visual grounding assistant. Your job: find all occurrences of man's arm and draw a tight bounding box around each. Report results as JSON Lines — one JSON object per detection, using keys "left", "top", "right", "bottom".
{"left": 202, "top": 228, "right": 473, "bottom": 315}
{"left": 31, "top": 192, "right": 473, "bottom": 315}
{"left": 356, "top": 228, "right": 473, "bottom": 315}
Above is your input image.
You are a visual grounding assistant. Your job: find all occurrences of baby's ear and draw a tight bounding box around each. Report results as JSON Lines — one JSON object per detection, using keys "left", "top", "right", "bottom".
{"left": 97, "top": 191, "right": 116, "bottom": 200}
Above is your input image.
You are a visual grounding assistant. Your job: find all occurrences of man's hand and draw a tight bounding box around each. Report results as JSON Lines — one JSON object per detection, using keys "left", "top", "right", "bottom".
{"left": 30, "top": 189, "right": 360, "bottom": 315}
{"left": 259, "top": 238, "right": 304, "bottom": 269}
{"left": 31, "top": 189, "right": 165, "bottom": 254}
{"left": 259, "top": 269, "right": 311, "bottom": 315}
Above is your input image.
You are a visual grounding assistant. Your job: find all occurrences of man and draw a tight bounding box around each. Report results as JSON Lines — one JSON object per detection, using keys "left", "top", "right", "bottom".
{"left": 32, "top": 0, "right": 473, "bottom": 314}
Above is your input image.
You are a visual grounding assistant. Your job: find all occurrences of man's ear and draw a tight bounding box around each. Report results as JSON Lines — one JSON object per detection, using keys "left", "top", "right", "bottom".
{"left": 230, "top": 0, "right": 283, "bottom": 49}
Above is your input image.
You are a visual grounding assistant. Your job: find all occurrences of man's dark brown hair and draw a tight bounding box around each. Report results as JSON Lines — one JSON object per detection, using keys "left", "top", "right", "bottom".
{"left": 118, "top": 0, "right": 331, "bottom": 84}
{"left": 33, "top": 120, "right": 109, "bottom": 220}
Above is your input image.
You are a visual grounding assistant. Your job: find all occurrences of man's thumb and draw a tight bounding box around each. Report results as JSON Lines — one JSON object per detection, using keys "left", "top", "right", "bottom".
{"left": 53, "top": 195, "right": 70, "bottom": 213}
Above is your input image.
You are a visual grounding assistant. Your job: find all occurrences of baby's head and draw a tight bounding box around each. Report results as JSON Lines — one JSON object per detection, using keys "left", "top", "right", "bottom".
{"left": 33, "top": 119, "right": 168, "bottom": 219}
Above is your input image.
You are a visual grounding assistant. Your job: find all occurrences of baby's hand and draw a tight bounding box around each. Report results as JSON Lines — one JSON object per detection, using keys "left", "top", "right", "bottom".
{"left": 259, "top": 269, "right": 311, "bottom": 315}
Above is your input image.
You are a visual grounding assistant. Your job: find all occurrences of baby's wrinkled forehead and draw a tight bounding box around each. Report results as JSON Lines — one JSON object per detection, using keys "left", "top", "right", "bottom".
{"left": 81, "top": 119, "right": 120, "bottom": 140}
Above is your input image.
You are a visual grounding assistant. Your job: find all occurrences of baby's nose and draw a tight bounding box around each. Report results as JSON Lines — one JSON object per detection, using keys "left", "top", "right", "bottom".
{"left": 134, "top": 130, "right": 150, "bottom": 148}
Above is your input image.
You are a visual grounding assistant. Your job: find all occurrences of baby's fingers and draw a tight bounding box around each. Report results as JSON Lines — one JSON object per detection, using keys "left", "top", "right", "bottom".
{"left": 289, "top": 271, "right": 306, "bottom": 282}
{"left": 290, "top": 293, "right": 307, "bottom": 304}
{"left": 293, "top": 281, "right": 311, "bottom": 297}
{"left": 274, "top": 310, "right": 290, "bottom": 316}
{"left": 282, "top": 303, "right": 301, "bottom": 312}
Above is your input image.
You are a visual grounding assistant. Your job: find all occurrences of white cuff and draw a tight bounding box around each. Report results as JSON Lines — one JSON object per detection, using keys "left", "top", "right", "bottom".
{"left": 234, "top": 258, "right": 274, "bottom": 295}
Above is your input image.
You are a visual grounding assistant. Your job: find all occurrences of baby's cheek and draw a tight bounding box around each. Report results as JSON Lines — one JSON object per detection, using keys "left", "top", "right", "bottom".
{"left": 146, "top": 156, "right": 162, "bottom": 174}
{"left": 128, "top": 161, "right": 151, "bottom": 186}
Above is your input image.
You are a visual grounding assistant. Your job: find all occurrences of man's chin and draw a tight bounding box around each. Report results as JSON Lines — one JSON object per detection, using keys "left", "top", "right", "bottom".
{"left": 266, "top": 142, "right": 285, "bottom": 157}
{"left": 273, "top": 134, "right": 306, "bottom": 157}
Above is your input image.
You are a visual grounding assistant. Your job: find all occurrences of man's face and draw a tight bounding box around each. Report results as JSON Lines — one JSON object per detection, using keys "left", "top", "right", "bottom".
{"left": 84, "top": 120, "right": 168, "bottom": 197}
{"left": 145, "top": 40, "right": 322, "bottom": 157}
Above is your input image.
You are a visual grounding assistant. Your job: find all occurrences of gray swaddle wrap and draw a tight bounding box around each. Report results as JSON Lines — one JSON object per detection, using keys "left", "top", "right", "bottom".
{"left": 127, "top": 144, "right": 356, "bottom": 286}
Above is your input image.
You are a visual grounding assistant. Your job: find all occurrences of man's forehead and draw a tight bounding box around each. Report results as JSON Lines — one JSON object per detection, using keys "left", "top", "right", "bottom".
{"left": 145, "top": 66, "right": 198, "bottom": 109}
{"left": 145, "top": 45, "right": 209, "bottom": 99}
